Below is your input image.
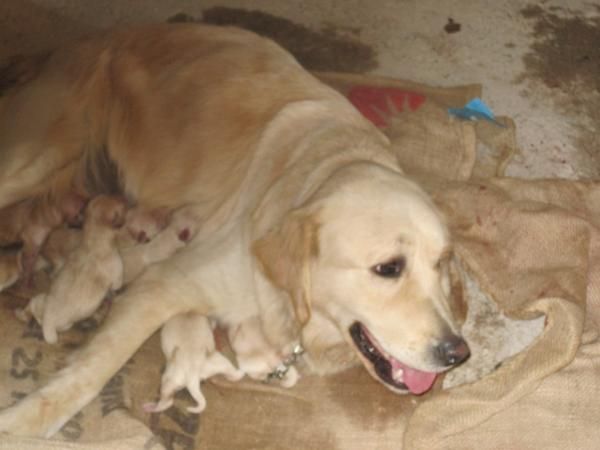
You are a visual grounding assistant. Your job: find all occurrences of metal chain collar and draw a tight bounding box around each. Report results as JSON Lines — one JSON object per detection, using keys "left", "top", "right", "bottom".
{"left": 265, "top": 343, "right": 305, "bottom": 382}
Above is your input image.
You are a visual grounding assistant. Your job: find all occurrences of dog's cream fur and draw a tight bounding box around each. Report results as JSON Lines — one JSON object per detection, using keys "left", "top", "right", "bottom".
{"left": 0, "top": 24, "right": 466, "bottom": 437}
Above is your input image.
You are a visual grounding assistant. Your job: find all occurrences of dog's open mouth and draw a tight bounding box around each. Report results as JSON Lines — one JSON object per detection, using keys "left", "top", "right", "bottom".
{"left": 349, "top": 322, "right": 437, "bottom": 395}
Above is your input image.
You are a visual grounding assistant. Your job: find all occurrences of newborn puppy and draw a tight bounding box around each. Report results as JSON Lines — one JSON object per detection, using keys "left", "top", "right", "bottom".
{"left": 21, "top": 195, "right": 126, "bottom": 344}
{"left": 120, "top": 205, "right": 199, "bottom": 284}
{"left": 34, "top": 204, "right": 197, "bottom": 288}
{"left": 228, "top": 316, "right": 299, "bottom": 388}
{"left": 144, "top": 312, "right": 243, "bottom": 414}
{"left": 41, "top": 206, "right": 169, "bottom": 276}
{"left": 0, "top": 193, "right": 86, "bottom": 284}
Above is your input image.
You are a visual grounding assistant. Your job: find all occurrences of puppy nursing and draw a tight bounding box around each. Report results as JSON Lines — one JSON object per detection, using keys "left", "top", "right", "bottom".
{"left": 144, "top": 313, "right": 243, "bottom": 414}
{"left": 23, "top": 195, "right": 127, "bottom": 343}
{"left": 18, "top": 201, "right": 198, "bottom": 343}
{"left": 0, "top": 193, "right": 86, "bottom": 285}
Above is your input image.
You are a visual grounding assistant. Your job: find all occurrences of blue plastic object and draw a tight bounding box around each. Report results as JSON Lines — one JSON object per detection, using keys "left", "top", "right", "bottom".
{"left": 448, "top": 98, "right": 505, "bottom": 127}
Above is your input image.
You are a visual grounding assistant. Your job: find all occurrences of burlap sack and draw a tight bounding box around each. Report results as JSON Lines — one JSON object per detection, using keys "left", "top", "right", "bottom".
{"left": 1, "top": 69, "right": 597, "bottom": 450}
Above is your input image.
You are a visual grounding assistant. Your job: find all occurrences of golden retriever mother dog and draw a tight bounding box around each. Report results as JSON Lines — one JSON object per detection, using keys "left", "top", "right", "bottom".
{"left": 0, "top": 24, "right": 470, "bottom": 437}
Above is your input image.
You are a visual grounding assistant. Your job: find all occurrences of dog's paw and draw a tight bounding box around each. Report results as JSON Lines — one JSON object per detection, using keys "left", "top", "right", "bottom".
{"left": 0, "top": 390, "right": 64, "bottom": 437}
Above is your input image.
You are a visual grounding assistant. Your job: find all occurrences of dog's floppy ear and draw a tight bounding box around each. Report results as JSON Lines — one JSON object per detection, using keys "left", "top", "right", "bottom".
{"left": 252, "top": 210, "right": 319, "bottom": 326}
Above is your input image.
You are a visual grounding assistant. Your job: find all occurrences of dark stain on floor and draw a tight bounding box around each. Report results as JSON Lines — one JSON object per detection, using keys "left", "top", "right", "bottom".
{"left": 169, "top": 7, "right": 378, "bottom": 73}
{"left": 444, "top": 18, "right": 461, "bottom": 34}
{"left": 521, "top": 4, "right": 600, "bottom": 92}
{"left": 520, "top": 4, "right": 600, "bottom": 175}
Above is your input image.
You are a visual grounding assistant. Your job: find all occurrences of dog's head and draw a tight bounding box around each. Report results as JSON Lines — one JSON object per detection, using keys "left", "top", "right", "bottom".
{"left": 253, "top": 162, "right": 469, "bottom": 395}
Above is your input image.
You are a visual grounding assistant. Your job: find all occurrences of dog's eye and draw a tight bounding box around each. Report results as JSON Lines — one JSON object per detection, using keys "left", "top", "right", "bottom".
{"left": 372, "top": 258, "right": 406, "bottom": 278}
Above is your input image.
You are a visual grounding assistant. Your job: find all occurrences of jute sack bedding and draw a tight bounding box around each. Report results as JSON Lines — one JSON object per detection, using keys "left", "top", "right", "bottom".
{"left": 1, "top": 70, "right": 597, "bottom": 450}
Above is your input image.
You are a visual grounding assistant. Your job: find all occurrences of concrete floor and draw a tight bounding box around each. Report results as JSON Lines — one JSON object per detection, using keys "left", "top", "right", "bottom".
{"left": 1, "top": 0, "right": 598, "bottom": 180}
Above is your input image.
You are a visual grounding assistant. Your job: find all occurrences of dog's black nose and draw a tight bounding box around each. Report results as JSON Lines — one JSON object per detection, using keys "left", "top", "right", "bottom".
{"left": 435, "top": 335, "right": 470, "bottom": 367}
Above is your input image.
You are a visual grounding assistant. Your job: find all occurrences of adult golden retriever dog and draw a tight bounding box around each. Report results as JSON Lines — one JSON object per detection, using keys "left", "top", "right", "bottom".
{"left": 0, "top": 24, "right": 469, "bottom": 437}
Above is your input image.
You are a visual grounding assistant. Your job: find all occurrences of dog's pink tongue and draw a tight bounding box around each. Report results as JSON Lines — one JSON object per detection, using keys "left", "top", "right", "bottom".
{"left": 391, "top": 360, "right": 437, "bottom": 395}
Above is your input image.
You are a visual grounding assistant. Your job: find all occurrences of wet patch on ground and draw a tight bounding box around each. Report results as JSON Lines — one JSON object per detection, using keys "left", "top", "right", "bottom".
{"left": 519, "top": 4, "right": 600, "bottom": 178}
{"left": 169, "top": 7, "right": 378, "bottom": 73}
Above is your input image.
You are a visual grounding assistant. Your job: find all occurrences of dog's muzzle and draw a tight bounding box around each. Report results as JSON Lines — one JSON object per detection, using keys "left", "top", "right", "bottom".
{"left": 349, "top": 322, "right": 469, "bottom": 395}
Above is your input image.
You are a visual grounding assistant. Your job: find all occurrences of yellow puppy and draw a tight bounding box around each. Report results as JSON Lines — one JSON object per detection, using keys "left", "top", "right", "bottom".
{"left": 0, "top": 194, "right": 85, "bottom": 284}
{"left": 24, "top": 195, "right": 126, "bottom": 344}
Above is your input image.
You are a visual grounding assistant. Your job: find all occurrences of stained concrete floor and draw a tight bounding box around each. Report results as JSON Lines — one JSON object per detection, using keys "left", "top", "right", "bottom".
{"left": 1, "top": 0, "right": 598, "bottom": 180}
{"left": 0, "top": 0, "right": 596, "bottom": 390}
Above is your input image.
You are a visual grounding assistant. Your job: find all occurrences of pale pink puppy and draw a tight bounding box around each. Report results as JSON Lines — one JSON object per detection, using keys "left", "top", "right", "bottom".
{"left": 144, "top": 312, "right": 243, "bottom": 414}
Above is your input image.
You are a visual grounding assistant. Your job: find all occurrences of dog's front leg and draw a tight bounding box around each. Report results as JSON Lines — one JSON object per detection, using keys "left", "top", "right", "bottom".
{"left": 0, "top": 263, "right": 204, "bottom": 438}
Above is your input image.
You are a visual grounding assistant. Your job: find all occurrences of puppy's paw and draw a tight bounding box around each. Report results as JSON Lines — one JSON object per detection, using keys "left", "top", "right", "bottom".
{"left": 143, "top": 399, "right": 173, "bottom": 414}
{"left": 186, "top": 403, "right": 206, "bottom": 414}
